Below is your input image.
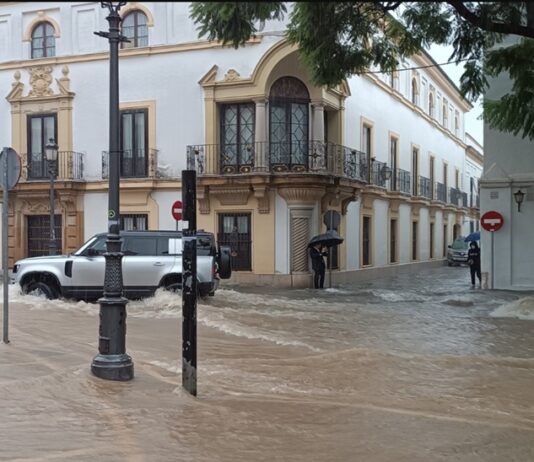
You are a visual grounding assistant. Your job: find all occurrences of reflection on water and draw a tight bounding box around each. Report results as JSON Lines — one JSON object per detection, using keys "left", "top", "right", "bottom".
{"left": 2, "top": 267, "right": 534, "bottom": 461}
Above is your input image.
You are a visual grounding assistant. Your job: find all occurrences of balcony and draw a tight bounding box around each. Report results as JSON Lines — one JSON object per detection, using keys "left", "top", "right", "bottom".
{"left": 187, "top": 141, "right": 356, "bottom": 178}
{"left": 331, "top": 144, "right": 368, "bottom": 182}
{"left": 435, "top": 182, "right": 447, "bottom": 202}
{"left": 417, "top": 176, "right": 432, "bottom": 199}
{"left": 370, "top": 160, "right": 389, "bottom": 187}
{"left": 24, "top": 151, "right": 84, "bottom": 181}
{"left": 102, "top": 149, "right": 159, "bottom": 179}
{"left": 449, "top": 187, "right": 461, "bottom": 206}
{"left": 186, "top": 141, "right": 471, "bottom": 210}
{"left": 390, "top": 168, "right": 411, "bottom": 194}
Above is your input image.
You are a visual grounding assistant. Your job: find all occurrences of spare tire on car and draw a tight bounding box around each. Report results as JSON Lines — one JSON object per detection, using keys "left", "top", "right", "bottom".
{"left": 217, "top": 245, "right": 232, "bottom": 279}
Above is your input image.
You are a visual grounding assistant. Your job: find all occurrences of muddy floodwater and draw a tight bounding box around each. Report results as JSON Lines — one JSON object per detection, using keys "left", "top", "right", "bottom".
{"left": 1, "top": 266, "right": 534, "bottom": 461}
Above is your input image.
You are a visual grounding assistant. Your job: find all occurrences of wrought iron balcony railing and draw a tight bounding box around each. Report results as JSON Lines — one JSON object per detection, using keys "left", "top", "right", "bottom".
{"left": 332, "top": 144, "right": 368, "bottom": 182}
{"left": 187, "top": 141, "right": 338, "bottom": 176}
{"left": 24, "top": 151, "right": 84, "bottom": 181}
{"left": 370, "top": 160, "right": 389, "bottom": 188}
{"left": 418, "top": 176, "right": 432, "bottom": 199}
{"left": 448, "top": 187, "right": 466, "bottom": 207}
{"left": 435, "top": 182, "right": 447, "bottom": 202}
{"left": 102, "top": 148, "right": 159, "bottom": 179}
{"left": 390, "top": 168, "right": 411, "bottom": 194}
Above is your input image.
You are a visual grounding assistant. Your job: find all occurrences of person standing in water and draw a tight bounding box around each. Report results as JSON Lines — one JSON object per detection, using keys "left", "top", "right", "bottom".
{"left": 310, "top": 243, "right": 327, "bottom": 289}
{"left": 467, "top": 241, "right": 481, "bottom": 288}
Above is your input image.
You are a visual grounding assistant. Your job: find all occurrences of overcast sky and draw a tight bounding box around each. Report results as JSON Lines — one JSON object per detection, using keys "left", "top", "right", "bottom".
{"left": 428, "top": 44, "right": 484, "bottom": 147}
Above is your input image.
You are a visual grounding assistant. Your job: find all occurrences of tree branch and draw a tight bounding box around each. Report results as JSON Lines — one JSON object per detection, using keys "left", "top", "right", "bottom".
{"left": 381, "top": 2, "right": 403, "bottom": 11}
{"left": 447, "top": 0, "right": 534, "bottom": 39}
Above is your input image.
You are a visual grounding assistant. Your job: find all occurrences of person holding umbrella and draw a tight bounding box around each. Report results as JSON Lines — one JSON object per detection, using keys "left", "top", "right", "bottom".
{"left": 309, "top": 242, "right": 327, "bottom": 289}
{"left": 467, "top": 240, "right": 481, "bottom": 288}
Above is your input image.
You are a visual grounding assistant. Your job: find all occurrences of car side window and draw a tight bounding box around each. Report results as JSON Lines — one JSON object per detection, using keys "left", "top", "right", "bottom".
{"left": 87, "top": 236, "right": 108, "bottom": 255}
{"left": 157, "top": 237, "right": 169, "bottom": 256}
{"left": 123, "top": 237, "right": 157, "bottom": 256}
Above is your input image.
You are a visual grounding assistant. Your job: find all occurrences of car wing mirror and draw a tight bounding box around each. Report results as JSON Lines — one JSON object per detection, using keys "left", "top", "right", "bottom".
{"left": 447, "top": 245, "right": 452, "bottom": 248}
{"left": 86, "top": 248, "right": 99, "bottom": 257}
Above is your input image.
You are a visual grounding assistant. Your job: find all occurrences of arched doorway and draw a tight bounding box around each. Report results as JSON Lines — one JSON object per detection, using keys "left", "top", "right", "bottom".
{"left": 269, "top": 76, "right": 310, "bottom": 171}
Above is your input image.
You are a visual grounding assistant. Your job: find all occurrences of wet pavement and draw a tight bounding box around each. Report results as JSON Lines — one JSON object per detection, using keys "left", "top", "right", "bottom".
{"left": 1, "top": 266, "right": 534, "bottom": 461}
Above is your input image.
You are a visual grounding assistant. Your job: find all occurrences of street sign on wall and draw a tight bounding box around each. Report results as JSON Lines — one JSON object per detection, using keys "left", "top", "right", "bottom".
{"left": 480, "top": 211, "right": 504, "bottom": 232}
{"left": 172, "top": 200, "right": 183, "bottom": 221}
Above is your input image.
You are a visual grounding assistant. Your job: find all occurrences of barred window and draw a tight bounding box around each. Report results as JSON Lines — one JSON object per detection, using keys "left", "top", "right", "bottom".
{"left": 120, "top": 214, "right": 148, "bottom": 231}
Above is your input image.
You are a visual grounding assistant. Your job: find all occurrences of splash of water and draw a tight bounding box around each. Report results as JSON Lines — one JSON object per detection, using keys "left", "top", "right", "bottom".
{"left": 490, "top": 297, "right": 534, "bottom": 321}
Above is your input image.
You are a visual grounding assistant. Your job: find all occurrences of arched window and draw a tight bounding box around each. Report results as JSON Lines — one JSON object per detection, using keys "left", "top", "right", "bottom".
{"left": 429, "top": 93, "right": 435, "bottom": 117}
{"left": 31, "top": 22, "right": 55, "bottom": 59}
{"left": 121, "top": 11, "right": 148, "bottom": 48}
{"left": 411, "top": 78, "right": 418, "bottom": 105}
{"left": 269, "top": 77, "right": 310, "bottom": 171}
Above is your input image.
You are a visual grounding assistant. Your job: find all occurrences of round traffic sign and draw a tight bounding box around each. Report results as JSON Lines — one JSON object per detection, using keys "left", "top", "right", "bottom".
{"left": 480, "top": 210, "right": 504, "bottom": 232}
{"left": 0, "top": 147, "right": 21, "bottom": 190}
{"left": 172, "top": 200, "right": 183, "bottom": 221}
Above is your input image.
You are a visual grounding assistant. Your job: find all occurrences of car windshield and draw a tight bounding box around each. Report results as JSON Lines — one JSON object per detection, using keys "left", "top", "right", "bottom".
{"left": 451, "top": 239, "right": 469, "bottom": 250}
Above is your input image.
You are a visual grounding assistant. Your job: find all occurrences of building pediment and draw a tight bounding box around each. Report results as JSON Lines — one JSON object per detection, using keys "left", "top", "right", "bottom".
{"left": 482, "top": 162, "right": 509, "bottom": 182}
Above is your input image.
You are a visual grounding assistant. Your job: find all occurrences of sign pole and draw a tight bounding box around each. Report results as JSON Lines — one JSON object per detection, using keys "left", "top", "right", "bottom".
{"left": 490, "top": 231, "right": 495, "bottom": 289}
{"left": 182, "top": 170, "right": 197, "bottom": 396}
{"left": 2, "top": 149, "right": 8, "bottom": 344}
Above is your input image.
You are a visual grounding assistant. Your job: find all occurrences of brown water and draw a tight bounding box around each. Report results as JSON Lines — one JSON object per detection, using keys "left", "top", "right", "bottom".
{"left": 1, "top": 267, "right": 534, "bottom": 461}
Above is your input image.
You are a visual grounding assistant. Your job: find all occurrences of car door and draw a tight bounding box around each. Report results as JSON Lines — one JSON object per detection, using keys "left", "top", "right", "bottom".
{"left": 71, "top": 235, "right": 108, "bottom": 299}
{"left": 122, "top": 236, "right": 176, "bottom": 296}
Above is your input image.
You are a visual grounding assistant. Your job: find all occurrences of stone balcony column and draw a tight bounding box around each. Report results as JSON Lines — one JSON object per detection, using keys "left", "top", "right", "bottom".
{"left": 311, "top": 103, "right": 326, "bottom": 171}
{"left": 311, "top": 102, "right": 325, "bottom": 143}
{"left": 253, "top": 98, "right": 268, "bottom": 172}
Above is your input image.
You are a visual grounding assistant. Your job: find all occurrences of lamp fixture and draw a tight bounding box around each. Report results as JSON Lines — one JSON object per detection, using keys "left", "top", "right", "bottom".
{"left": 514, "top": 189, "right": 525, "bottom": 212}
{"left": 45, "top": 138, "right": 58, "bottom": 162}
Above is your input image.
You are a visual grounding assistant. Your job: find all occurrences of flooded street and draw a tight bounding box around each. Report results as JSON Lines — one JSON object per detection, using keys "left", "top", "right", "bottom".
{"left": 2, "top": 266, "right": 534, "bottom": 461}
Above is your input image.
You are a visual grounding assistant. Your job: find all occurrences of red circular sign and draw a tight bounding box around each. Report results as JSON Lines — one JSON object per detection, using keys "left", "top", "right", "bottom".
{"left": 480, "top": 210, "right": 504, "bottom": 232}
{"left": 172, "top": 200, "right": 183, "bottom": 221}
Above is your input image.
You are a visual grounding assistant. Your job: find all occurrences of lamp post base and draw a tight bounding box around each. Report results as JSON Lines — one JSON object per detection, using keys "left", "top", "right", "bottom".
{"left": 91, "top": 353, "right": 134, "bottom": 381}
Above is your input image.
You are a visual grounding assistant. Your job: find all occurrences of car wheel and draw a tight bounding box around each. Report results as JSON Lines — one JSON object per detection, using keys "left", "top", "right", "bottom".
{"left": 24, "top": 281, "right": 59, "bottom": 300}
{"left": 164, "top": 282, "right": 182, "bottom": 294}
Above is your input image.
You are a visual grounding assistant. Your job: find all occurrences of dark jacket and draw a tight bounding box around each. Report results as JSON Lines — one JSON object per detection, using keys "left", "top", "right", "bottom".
{"left": 468, "top": 243, "right": 481, "bottom": 267}
{"left": 310, "top": 246, "right": 326, "bottom": 271}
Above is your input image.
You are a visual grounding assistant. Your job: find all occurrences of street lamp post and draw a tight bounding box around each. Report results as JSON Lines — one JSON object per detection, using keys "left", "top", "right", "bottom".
{"left": 91, "top": 1, "right": 134, "bottom": 381}
{"left": 45, "top": 139, "right": 58, "bottom": 256}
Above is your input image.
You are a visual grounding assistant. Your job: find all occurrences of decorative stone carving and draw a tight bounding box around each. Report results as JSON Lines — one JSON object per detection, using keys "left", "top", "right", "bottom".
{"left": 197, "top": 186, "right": 211, "bottom": 214}
{"left": 341, "top": 193, "right": 358, "bottom": 215}
{"left": 224, "top": 69, "right": 241, "bottom": 82}
{"left": 360, "top": 194, "right": 375, "bottom": 212}
{"left": 278, "top": 186, "right": 324, "bottom": 204}
{"left": 253, "top": 186, "right": 270, "bottom": 214}
{"left": 7, "top": 71, "right": 24, "bottom": 100}
{"left": 211, "top": 186, "right": 251, "bottom": 205}
{"left": 389, "top": 198, "right": 401, "bottom": 214}
{"left": 28, "top": 66, "right": 54, "bottom": 97}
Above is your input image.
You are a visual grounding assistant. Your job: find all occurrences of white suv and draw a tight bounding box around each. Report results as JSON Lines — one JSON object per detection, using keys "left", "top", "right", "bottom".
{"left": 13, "top": 230, "right": 231, "bottom": 300}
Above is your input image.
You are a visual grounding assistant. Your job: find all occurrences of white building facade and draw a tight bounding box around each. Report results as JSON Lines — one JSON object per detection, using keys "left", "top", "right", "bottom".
{"left": 481, "top": 37, "right": 534, "bottom": 290}
{"left": 0, "top": 2, "right": 482, "bottom": 286}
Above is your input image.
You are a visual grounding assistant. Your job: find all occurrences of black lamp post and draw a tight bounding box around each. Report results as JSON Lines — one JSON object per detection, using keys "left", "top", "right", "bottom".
{"left": 45, "top": 138, "right": 58, "bottom": 256}
{"left": 91, "top": 1, "right": 134, "bottom": 381}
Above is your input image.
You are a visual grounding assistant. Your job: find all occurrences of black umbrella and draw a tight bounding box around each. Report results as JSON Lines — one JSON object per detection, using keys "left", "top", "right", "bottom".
{"left": 308, "top": 230, "right": 344, "bottom": 248}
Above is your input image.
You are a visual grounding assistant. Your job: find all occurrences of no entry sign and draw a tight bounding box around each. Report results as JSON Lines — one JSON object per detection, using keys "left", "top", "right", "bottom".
{"left": 172, "top": 200, "right": 183, "bottom": 221}
{"left": 480, "top": 210, "right": 504, "bottom": 232}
